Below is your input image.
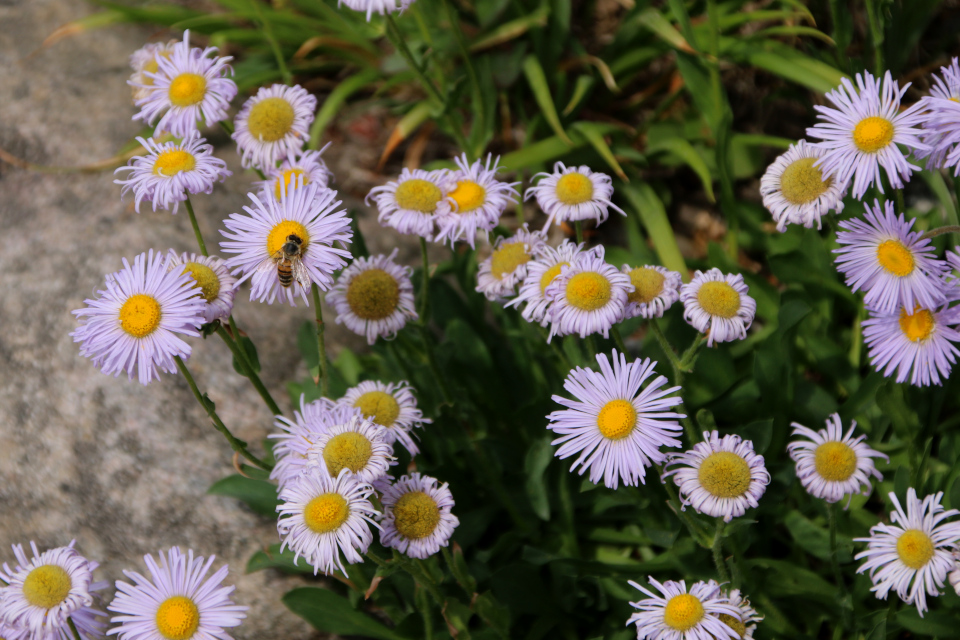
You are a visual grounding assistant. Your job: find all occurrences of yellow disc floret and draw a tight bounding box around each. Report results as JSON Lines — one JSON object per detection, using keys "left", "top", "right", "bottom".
{"left": 627, "top": 267, "right": 666, "bottom": 305}
{"left": 897, "top": 529, "right": 935, "bottom": 569}
{"left": 779, "top": 157, "right": 831, "bottom": 205}
{"left": 540, "top": 263, "right": 568, "bottom": 295}
{"left": 853, "top": 116, "right": 895, "bottom": 153}
{"left": 491, "top": 243, "right": 531, "bottom": 280}
{"left": 303, "top": 493, "right": 350, "bottom": 534}
{"left": 662, "top": 594, "right": 705, "bottom": 632}
{"left": 449, "top": 180, "right": 486, "bottom": 213}
{"left": 119, "top": 294, "right": 162, "bottom": 338}
{"left": 555, "top": 172, "right": 594, "bottom": 205}
{"left": 247, "top": 97, "right": 296, "bottom": 143}
{"left": 22, "top": 565, "right": 72, "bottom": 609}
{"left": 814, "top": 441, "right": 858, "bottom": 482}
{"left": 168, "top": 73, "right": 207, "bottom": 107}
{"left": 274, "top": 168, "right": 307, "bottom": 200}
{"left": 565, "top": 272, "right": 612, "bottom": 311}
{"left": 697, "top": 281, "right": 741, "bottom": 319}
{"left": 596, "top": 399, "right": 637, "bottom": 440}
{"left": 393, "top": 490, "right": 441, "bottom": 540}
{"left": 698, "top": 451, "right": 752, "bottom": 499}
{"left": 719, "top": 613, "right": 747, "bottom": 638}
{"left": 155, "top": 596, "right": 200, "bottom": 640}
{"left": 354, "top": 391, "right": 401, "bottom": 427}
{"left": 181, "top": 262, "right": 221, "bottom": 303}
{"left": 899, "top": 307, "right": 935, "bottom": 343}
{"left": 394, "top": 179, "right": 443, "bottom": 213}
{"left": 153, "top": 149, "right": 196, "bottom": 176}
{"left": 323, "top": 432, "right": 374, "bottom": 476}
{"left": 266, "top": 220, "right": 310, "bottom": 256}
{"left": 876, "top": 239, "right": 915, "bottom": 277}
{"left": 346, "top": 269, "right": 400, "bottom": 320}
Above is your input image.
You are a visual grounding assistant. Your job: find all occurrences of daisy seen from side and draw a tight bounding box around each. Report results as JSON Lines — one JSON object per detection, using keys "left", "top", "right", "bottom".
{"left": 254, "top": 144, "right": 332, "bottom": 202}
{"left": 862, "top": 303, "right": 960, "bottom": 386}
{"left": 917, "top": 58, "right": 960, "bottom": 172}
{"left": 233, "top": 84, "right": 317, "bottom": 171}
{"left": 525, "top": 162, "right": 625, "bottom": 229}
{"left": 164, "top": 250, "right": 237, "bottom": 324}
{"left": 379, "top": 473, "right": 459, "bottom": 559}
{"left": 680, "top": 269, "right": 756, "bottom": 347}
{"left": 339, "top": 380, "right": 431, "bottom": 457}
{"left": 620, "top": 264, "right": 682, "bottom": 320}
{"left": 434, "top": 154, "right": 520, "bottom": 248}
{"left": 759, "top": 139, "right": 846, "bottom": 231}
{"left": 544, "top": 245, "right": 632, "bottom": 341}
{"left": 505, "top": 239, "right": 583, "bottom": 325}
{"left": 128, "top": 40, "right": 177, "bottom": 102}
{"left": 476, "top": 224, "right": 548, "bottom": 301}
{"left": 627, "top": 577, "right": 741, "bottom": 640}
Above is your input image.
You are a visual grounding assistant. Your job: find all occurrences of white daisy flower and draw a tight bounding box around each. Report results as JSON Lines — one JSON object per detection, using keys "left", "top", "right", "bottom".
{"left": 434, "top": 154, "right": 520, "bottom": 248}
{"left": 254, "top": 144, "right": 332, "bottom": 201}
{"left": 504, "top": 240, "right": 584, "bottom": 325}
{"left": 339, "top": 0, "right": 409, "bottom": 20}
{"left": 131, "top": 30, "right": 236, "bottom": 138}
{"left": 303, "top": 415, "right": 395, "bottom": 484}
{"left": 108, "top": 547, "right": 247, "bottom": 640}
{"left": 544, "top": 245, "right": 632, "bottom": 341}
{"left": 721, "top": 589, "right": 762, "bottom": 639}
{"left": 680, "top": 268, "right": 756, "bottom": 347}
{"left": 379, "top": 473, "right": 459, "bottom": 559}
{"left": 806, "top": 70, "right": 929, "bottom": 199}
{"left": 366, "top": 168, "right": 449, "bottom": 240}
{"left": 277, "top": 469, "right": 381, "bottom": 576}
{"left": 476, "top": 225, "right": 548, "bottom": 301}
{"left": 339, "top": 380, "right": 431, "bottom": 457}
{"left": 916, "top": 58, "right": 960, "bottom": 172}
{"left": 128, "top": 40, "right": 177, "bottom": 102}
{"left": 525, "top": 162, "right": 625, "bottom": 229}
{"left": 663, "top": 431, "right": 771, "bottom": 523}
{"left": 759, "top": 139, "right": 846, "bottom": 231}
{"left": 233, "top": 84, "right": 317, "bottom": 171}
{"left": 164, "top": 250, "right": 237, "bottom": 323}
{"left": 627, "top": 577, "right": 741, "bottom": 640}
{"left": 621, "top": 264, "right": 683, "bottom": 320}
{"left": 219, "top": 181, "right": 352, "bottom": 306}
{"left": 855, "top": 488, "right": 960, "bottom": 616}
{"left": 547, "top": 350, "right": 684, "bottom": 489}
{"left": 269, "top": 400, "right": 360, "bottom": 488}
{"left": 114, "top": 132, "right": 231, "bottom": 214}
{"left": 326, "top": 249, "right": 418, "bottom": 345}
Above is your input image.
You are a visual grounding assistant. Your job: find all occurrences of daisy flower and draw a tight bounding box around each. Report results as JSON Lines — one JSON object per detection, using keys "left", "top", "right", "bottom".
{"left": 379, "top": 473, "right": 459, "bottom": 559}
{"left": 806, "top": 70, "right": 928, "bottom": 199}
{"left": 339, "top": 380, "right": 431, "bottom": 457}
{"left": 114, "top": 132, "right": 231, "bottom": 214}
{"left": 339, "top": 0, "right": 409, "bottom": 20}
{"left": 254, "top": 144, "right": 332, "bottom": 201}
{"left": 128, "top": 40, "right": 177, "bottom": 102}
{"left": 366, "top": 168, "right": 449, "bottom": 240}
{"left": 627, "top": 577, "right": 741, "bottom": 640}
{"left": 663, "top": 431, "right": 771, "bottom": 523}
{"left": 164, "top": 250, "right": 237, "bottom": 323}
{"left": 855, "top": 488, "right": 960, "bottom": 616}
{"left": 787, "top": 413, "right": 887, "bottom": 505}
{"left": 759, "top": 139, "right": 846, "bottom": 231}
{"left": 219, "top": 181, "right": 352, "bottom": 306}
{"left": 525, "top": 162, "right": 625, "bottom": 228}
{"left": 621, "top": 264, "right": 682, "bottom": 320}
{"left": 721, "top": 589, "right": 762, "bottom": 639}
{"left": 547, "top": 350, "right": 684, "bottom": 489}
{"left": 505, "top": 240, "right": 583, "bottom": 325}
{"left": 916, "top": 59, "right": 960, "bottom": 173}
{"left": 303, "top": 415, "right": 395, "bottom": 484}
{"left": 277, "top": 469, "right": 381, "bottom": 576}
{"left": 680, "top": 269, "right": 756, "bottom": 347}
{"left": 475, "top": 225, "right": 548, "bottom": 301}
{"left": 834, "top": 200, "right": 948, "bottom": 314}
{"left": 109, "top": 547, "right": 247, "bottom": 640}
{"left": 862, "top": 303, "right": 960, "bottom": 386}
{"left": 131, "top": 30, "right": 236, "bottom": 138}
{"left": 233, "top": 84, "right": 317, "bottom": 171}
{"left": 434, "top": 154, "right": 520, "bottom": 248}
{"left": 71, "top": 250, "right": 206, "bottom": 385}
{"left": 270, "top": 400, "right": 360, "bottom": 487}
{"left": 544, "top": 245, "right": 632, "bottom": 341}
{"left": 326, "top": 249, "right": 418, "bottom": 345}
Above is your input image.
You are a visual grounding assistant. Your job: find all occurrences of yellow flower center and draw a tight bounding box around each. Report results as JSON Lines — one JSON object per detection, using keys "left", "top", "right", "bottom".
{"left": 627, "top": 267, "right": 665, "bottom": 304}
{"left": 323, "top": 432, "right": 374, "bottom": 476}
{"left": 155, "top": 596, "right": 200, "bottom": 640}
{"left": 663, "top": 594, "right": 705, "bottom": 632}
{"left": 697, "top": 281, "right": 741, "bottom": 319}
{"left": 814, "top": 441, "right": 858, "bottom": 482}
{"left": 779, "top": 157, "right": 831, "bottom": 205}
{"left": 168, "top": 73, "right": 207, "bottom": 107}
{"left": 897, "top": 529, "right": 935, "bottom": 569}
{"left": 303, "top": 493, "right": 350, "bottom": 534}
{"left": 394, "top": 179, "right": 443, "bottom": 213}
{"left": 596, "top": 399, "right": 637, "bottom": 440}
{"left": 491, "top": 243, "right": 531, "bottom": 280}
{"left": 449, "top": 180, "right": 486, "bottom": 213}
{"left": 22, "top": 565, "right": 72, "bottom": 609}
{"left": 274, "top": 168, "right": 307, "bottom": 200}
{"left": 393, "top": 491, "right": 441, "bottom": 540}
{"left": 153, "top": 149, "right": 196, "bottom": 176}
{"left": 346, "top": 269, "right": 400, "bottom": 320}
{"left": 142, "top": 57, "right": 160, "bottom": 86}
{"left": 698, "top": 451, "right": 752, "bottom": 499}
{"left": 718, "top": 613, "right": 747, "bottom": 638}
{"left": 565, "top": 272, "right": 611, "bottom": 311}
{"left": 876, "top": 239, "right": 915, "bottom": 277}
{"left": 540, "top": 262, "right": 568, "bottom": 295}
{"left": 353, "top": 390, "right": 401, "bottom": 427}
{"left": 555, "top": 172, "right": 594, "bottom": 205}
{"left": 899, "top": 307, "right": 935, "bottom": 342}
{"left": 119, "top": 294, "right": 162, "bottom": 338}
{"left": 181, "top": 262, "right": 220, "bottom": 303}
{"left": 266, "top": 220, "right": 310, "bottom": 257}
{"left": 247, "top": 97, "right": 296, "bottom": 143}
{"left": 853, "top": 116, "right": 895, "bottom": 153}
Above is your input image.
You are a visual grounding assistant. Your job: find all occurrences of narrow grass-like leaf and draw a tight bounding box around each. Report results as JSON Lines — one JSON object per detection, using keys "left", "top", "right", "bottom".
{"left": 309, "top": 69, "right": 380, "bottom": 149}
{"left": 751, "top": 26, "right": 835, "bottom": 45}
{"left": 378, "top": 101, "right": 432, "bottom": 169}
{"left": 470, "top": 5, "right": 550, "bottom": 52}
{"left": 522, "top": 56, "right": 571, "bottom": 144}
{"left": 646, "top": 138, "right": 714, "bottom": 201}
{"left": 572, "top": 122, "right": 627, "bottom": 180}
{"left": 207, "top": 475, "right": 279, "bottom": 517}
{"left": 563, "top": 76, "right": 594, "bottom": 116}
{"left": 635, "top": 8, "right": 695, "bottom": 52}
{"left": 41, "top": 10, "right": 128, "bottom": 48}
{"left": 620, "top": 184, "right": 688, "bottom": 278}
{"left": 283, "top": 588, "right": 405, "bottom": 640}
{"left": 726, "top": 40, "right": 847, "bottom": 93}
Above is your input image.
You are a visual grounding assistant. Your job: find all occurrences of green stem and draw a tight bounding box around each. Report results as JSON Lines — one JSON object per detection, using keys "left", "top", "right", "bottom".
{"left": 418, "top": 237, "right": 431, "bottom": 322}
{"left": 864, "top": 0, "right": 884, "bottom": 75}
{"left": 711, "top": 520, "right": 730, "bottom": 583}
{"left": 216, "top": 325, "right": 281, "bottom": 415}
{"left": 827, "top": 502, "right": 853, "bottom": 630}
{"left": 828, "top": 0, "right": 851, "bottom": 73}
{"left": 183, "top": 195, "right": 208, "bottom": 257}
{"left": 648, "top": 319, "right": 683, "bottom": 379}
{"left": 538, "top": 325, "right": 572, "bottom": 372}
{"left": 585, "top": 334, "right": 598, "bottom": 359}
{"left": 678, "top": 333, "right": 707, "bottom": 372}
{"left": 894, "top": 188, "right": 905, "bottom": 215}
{"left": 418, "top": 325, "right": 452, "bottom": 404}
{"left": 311, "top": 284, "right": 330, "bottom": 398}
{"left": 173, "top": 355, "right": 272, "bottom": 470}
{"left": 219, "top": 119, "right": 235, "bottom": 135}
{"left": 250, "top": 0, "right": 292, "bottom": 85}
{"left": 611, "top": 325, "right": 628, "bottom": 354}
{"left": 574, "top": 220, "right": 585, "bottom": 245}
{"left": 658, "top": 465, "right": 710, "bottom": 547}
{"left": 68, "top": 617, "right": 83, "bottom": 640}
{"left": 921, "top": 225, "right": 960, "bottom": 240}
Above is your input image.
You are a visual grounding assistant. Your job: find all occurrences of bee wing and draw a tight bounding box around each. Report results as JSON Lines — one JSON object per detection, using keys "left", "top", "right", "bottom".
{"left": 256, "top": 250, "right": 284, "bottom": 274}
{"left": 290, "top": 256, "right": 312, "bottom": 289}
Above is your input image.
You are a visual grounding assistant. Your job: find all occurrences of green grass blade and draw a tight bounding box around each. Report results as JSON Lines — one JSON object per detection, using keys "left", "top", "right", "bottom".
{"left": 563, "top": 76, "right": 594, "bottom": 116}
{"left": 646, "top": 138, "right": 715, "bottom": 202}
{"left": 309, "top": 69, "right": 380, "bottom": 148}
{"left": 572, "top": 122, "right": 627, "bottom": 181}
{"left": 522, "top": 55, "right": 571, "bottom": 144}
{"left": 620, "top": 183, "right": 688, "bottom": 279}
{"left": 470, "top": 5, "right": 550, "bottom": 52}
{"left": 636, "top": 8, "right": 695, "bottom": 52}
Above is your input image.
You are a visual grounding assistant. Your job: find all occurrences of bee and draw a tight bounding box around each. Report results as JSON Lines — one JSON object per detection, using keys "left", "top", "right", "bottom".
{"left": 258, "top": 234, "right": 310, "bottom": 289}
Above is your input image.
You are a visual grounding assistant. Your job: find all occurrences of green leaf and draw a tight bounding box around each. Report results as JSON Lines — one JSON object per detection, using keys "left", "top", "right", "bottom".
{"left": 620, "top": 184, "right": 688, "bottom": 279}
{"left": 646, "top": 138, "right": 714, "bottom": 202}
{"left": 783, "top": 510, "right": 851, "bottom": 562}
{"left": 524, "top": 437, "right": 553, "bottom": 520}
{"left": 470, "top": 5, "right": 549, "bottom": 52}
{"left": 474, "top": 591, "right": 511, "bottom": 638}
{"left": 309, "top": 69, "right": 380, "bottom": 149}
{"left": 207, "top": 475, "right": 279, "bottom": 517}
{"left": 727, "top": 40, "right": 847, "bottom": 93}
{"left": 635, "top": 8, "right": 694, "bottom": 52}
{"left": 231, "top": 335, "right": 261, "bottom": 375}
{"left": 246, "top": 544, "right": 315, "bottom": 574}
{"left": 572, "top": 121, "right": 627, "bottom": 180}
{"left": 563, "top": 76, "right": 595, "bottom": 116}
{"left": 283, "top": 588, "right": 404, "bottom": 640}
{"left": 522, "top": 55, "right": 571, "bottom": 144}
{"left": 897, "top": 609, "right": 960, "bottom": 637}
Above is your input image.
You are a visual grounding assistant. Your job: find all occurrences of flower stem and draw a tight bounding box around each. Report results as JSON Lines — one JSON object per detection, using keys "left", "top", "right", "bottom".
{"left": 678, "top": 332, "right": 707, "bottom": 372}
{"left": 418, "top": 325, "right": 451, "bottom": 404}
{"left": 68, "top": 617, "right": 83, "bottom": 640}
{"left": 173, "top": 355, "right": 272, "bottom": 470}
{"left": 611, "top": 325, "right": 628, "bottom": 354}
{"left": 827, "top": 502, "right": 853, "bottom": 630}
{"left": 648, "top": 319, "right": 683, "bottom": 379}
{"left": 183, "top": 195, "right": 208, "bottom": 257}
{"left": 574, "top": 220, "right": 584, "bottom": 245}
{"left": 311, "top": 284, "right": 330, "bottom": 398}
{"left": 921, "top": 225, "right": 960, "bottom": 240}
{"left": 711, "top": 520, "right": 730, "bottom": 583}
{"left": 657, "top": 465, "right": 710, "bottom": 547}
{"left": 418, "top": 237, "right": 431, "bottom": 322}
{"left": 215, "top": 324, "right": 281, "bottom": 415}
{"left": 249, "top": 0, "right": 292, "bottom": 85}
{"left": 894, "top": 188, "right": 905, "bottom": 215}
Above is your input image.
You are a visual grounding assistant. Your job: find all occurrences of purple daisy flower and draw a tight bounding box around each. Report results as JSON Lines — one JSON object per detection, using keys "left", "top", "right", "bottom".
{"left": 366, "top": 168, "right": 449, "bottom": 240}
{"left": 338, "top": 380, "right": 431, "bottom": 457}
{"left": 917, "top": 58, "right": 960, "bottom": 173}
{"left": 434, "top": 154, "right": 520, "bottom": 248}
{"left": 269, "top": 399, "right": 360, "bottom": 487}
{"left": 254, "top": 143, "right": 332, "bottom": 202}
{"left": 505, "top": 239, "right": 584, "bottom": 325}
{"left": 475, "top": 224, "right": 548, "bottom": 301}
{"left": 232, "top": 84, "right": 317, "bottom": 171}
{"left": 544, "top": 245, "right": 632, "bottom": 341}
{"left": 378, "top": 473, "right": 459, "bottom": 559}
{"left": 627, "top": 577, "right": 741, "bottom": 640}
{"left": 525, "top": 162, "right": 625, "bottom": 229}
{"left": 620, "top": 264, "right": 682, "bottom": 320}
{"left": 862, "top": 303, "right": 960, "bottom": 386}
{"left": 164, "top": 250, "right": 237, "bottom": 323}
{"left": 680, "top": 268, "right": 756, "bottom": 346}
{"left": 759, "top": 139, "right": 846, "bottom": 231}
